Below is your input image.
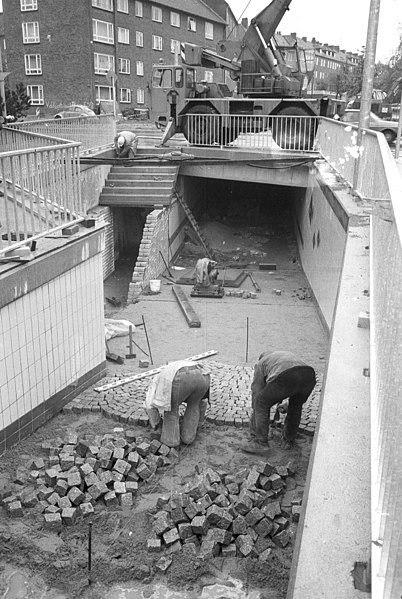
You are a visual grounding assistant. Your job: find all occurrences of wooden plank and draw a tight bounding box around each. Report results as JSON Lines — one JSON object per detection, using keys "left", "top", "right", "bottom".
{"left": 172, "top": 285, "right": 201, "bottom": 328}
{"left": 94, "top": 349, "right": 218, "bottom": 392}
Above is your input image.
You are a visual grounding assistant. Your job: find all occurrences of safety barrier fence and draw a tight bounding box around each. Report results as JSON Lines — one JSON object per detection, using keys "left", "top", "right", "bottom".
{"left": 315, "top": 117, "right": 391, "bottom": 199}
{"left": 370, "top": 152, "right": 402, "bottom": 598}
{"left": 317, "top": 117, "right": 402, "bottom": 596}
{"left": 7, "top": 114, "right": 116, "bottom": 154}
{"left": 0, "top": 127, "right": 83, "bottom": 255}
{"left": 182, "top": 113, "right": 318, "bottom": 152}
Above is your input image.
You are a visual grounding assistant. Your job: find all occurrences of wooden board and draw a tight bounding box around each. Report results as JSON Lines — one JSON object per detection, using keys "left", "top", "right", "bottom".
{"left": 172, "top": 285, "right": 201, "bottom": 328}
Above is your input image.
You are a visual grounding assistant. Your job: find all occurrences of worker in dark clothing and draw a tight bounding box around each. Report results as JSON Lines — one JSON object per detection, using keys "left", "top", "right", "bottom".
{"left": 145, "top": 360, "right": 210, "bottom": 448}
{"left": 114, "top": 130, "right": 138, "bottom": 158}
{"left": 241, "top": 351, "right": 316, "bottom": 454}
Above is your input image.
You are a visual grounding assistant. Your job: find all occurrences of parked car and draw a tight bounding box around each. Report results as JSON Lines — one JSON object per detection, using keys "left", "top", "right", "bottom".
{"left": 54, "top": 105, "right": 96, "bottom": 119}
{"left": 340, "top": 109, "right": 399, "bottom": 144}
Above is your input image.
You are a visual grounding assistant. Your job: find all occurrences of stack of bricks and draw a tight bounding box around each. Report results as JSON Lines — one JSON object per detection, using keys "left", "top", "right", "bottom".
{"left": 147, "top": 463, "right": 302, "bottom": 562}
{"left": 127, "top": 209, "right": 168, "bottom": 302}
{"left": 0, "top": 430, "right": 178, "bottom": 532}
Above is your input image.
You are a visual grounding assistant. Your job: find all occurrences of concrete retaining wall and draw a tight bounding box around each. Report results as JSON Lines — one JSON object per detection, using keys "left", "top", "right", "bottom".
{"left": 292, "top": 165, "right": 348, "bottom": 331}
{"left": 0, "top": 229, "right": 106, "bottom": 454}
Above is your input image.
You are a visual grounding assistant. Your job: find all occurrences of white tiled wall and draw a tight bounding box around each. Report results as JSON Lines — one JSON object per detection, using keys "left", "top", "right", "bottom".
{"left": 0, "top": 253, "right": 105, "bottom": 431}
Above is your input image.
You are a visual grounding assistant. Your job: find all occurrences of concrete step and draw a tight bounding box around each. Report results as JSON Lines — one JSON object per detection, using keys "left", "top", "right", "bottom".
{"left": 108, "top": 174, "right": 176, "bottom": 182}
{"left": 111, "top": 165, "right": 177, "bottom": 173}
{"left": 101, "top": 186, "right": 173, "bottom": 195}
{"left": 106, "top": 180, "right": 174, "bottom": 189}
{"left": 99, "top": 195, "right": 171, "bottom": 207}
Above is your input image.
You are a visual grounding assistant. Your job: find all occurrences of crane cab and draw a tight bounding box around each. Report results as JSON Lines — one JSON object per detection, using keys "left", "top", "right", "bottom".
{"left": 151, "top": 64, "right": 196, "bottom": 128}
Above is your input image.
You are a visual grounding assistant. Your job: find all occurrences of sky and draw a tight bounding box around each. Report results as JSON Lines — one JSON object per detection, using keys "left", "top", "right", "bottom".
{"left": 226, "top": 0, "right": 402, "bottom": 62}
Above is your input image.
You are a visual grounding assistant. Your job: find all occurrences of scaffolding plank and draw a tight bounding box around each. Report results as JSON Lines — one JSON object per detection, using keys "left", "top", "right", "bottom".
{"left": 94, "top": 350, "right": 218, "bottom": 392}
{"left": 172, "top": 285, "right": 201, "bottom": 328}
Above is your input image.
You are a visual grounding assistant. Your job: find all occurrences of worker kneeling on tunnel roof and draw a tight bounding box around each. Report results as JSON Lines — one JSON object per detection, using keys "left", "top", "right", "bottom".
{"left": 241, "top": 351, "right": 316, "bottom": 455}
{"left": 144, "top": 360, "right": 210, "bottom": 448}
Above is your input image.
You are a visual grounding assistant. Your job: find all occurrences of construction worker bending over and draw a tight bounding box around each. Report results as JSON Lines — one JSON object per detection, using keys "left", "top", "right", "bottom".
{"left": 145, "top": 360, "right": 210, "bottom": 448}
{"left": 114, "top": 130, "right": 138, "bottom": 158}
{"left": 241, "top": 351, "right": 316, "bottom": 454}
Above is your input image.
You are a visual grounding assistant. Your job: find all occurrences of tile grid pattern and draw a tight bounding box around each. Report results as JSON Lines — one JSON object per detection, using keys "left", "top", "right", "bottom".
{"left": 0, "top": 255, "right": 105, "bottom": 432}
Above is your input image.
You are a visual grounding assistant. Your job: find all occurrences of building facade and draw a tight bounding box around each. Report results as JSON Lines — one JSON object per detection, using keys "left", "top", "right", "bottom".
{"left": 1, "top": 0, "right": 226, "bottom": 116}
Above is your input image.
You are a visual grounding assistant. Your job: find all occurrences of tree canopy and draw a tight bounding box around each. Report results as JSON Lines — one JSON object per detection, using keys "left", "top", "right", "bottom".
{"left": 0, "top": 82, "right": 31, "bottom": 121}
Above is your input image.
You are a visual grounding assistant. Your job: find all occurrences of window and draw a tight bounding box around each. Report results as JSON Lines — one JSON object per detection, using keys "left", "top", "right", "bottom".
{"left": 118, "top": 27, "right": 129, "bottom": 44}
{"left": 95, "top": 85, "right": 114, "bottom": 101}
{"left": 170, "top": 39, "right": 180, "bottom": 55}
{"left": 24, "top": 54, "right": 42, "bottom": 74}
{"left": 204, "top": 70, "right": 213, "bottom": 82}
{"left": 152, "top": 6, "right": 162, "bottom": 22}
{"left": 92, "top": 0, "right": 113, "bottom": 10}
{"left": 188, "top": 16, "right": 196, "bottom": 32}
{"left": 152, "top": 35, "right": 162, "bottom": 51}
{"left": 93, "top": 19, "right": 114, "bottom": 44}
{"left": 136, "top": 60, "right": 144, "bottom": 76}
{"left": 94, "top": 53, "right": 115, "bottom": 74}
{"left": 137, "top": 88, "right": 145, "bottom": 104}
{"left": 120, "top": 88, "right": 131, "bottom": 103}
{"left": 27, "top": 84, "right": 43, "bottom": 105}
{"left": 170, "top": 11, "right": 180, "bottom": 27}
{"left": 117, "top": 0, "right": 128, "bottom": 12}
{"left": 119, "top": 57, "right": 131, "bottom": 74}
{"left": 175, "top": 68, "right": 184, "bottom": 88}
{"left": 152, "top": 68, "right": 172, "bottom": 88}
{"left": 22, "top": 21, "right": 39, "bottom": 43}
{"left": 135, "top": 31, "right": 143, "bottom": 47}
{"left": 135, "top": 1, "right": 143, "bottom": 17}
{"left": 20, "top": 0, "right": 37, "bottom": 10}
{"left": 205, "top": 21, "right": 213, "bottom": 40}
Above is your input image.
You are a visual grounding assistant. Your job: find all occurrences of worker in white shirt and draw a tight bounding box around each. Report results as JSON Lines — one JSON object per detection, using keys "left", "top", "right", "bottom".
{"left": 145, "top": 360, "right": 210, "bottom": 448}
{"left": 114, "top": 130, "right": 138, "bottom": 158}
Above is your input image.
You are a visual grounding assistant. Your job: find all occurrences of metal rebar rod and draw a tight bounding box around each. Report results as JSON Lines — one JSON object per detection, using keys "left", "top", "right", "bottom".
{"left": 142, "top": 315, "right": 154, "bottom": 365}
{"left": 246, "top": 317, "right": 249, "bottom": 362}
{"left": 88, "top": 522, "right": 92, "bottom": 586}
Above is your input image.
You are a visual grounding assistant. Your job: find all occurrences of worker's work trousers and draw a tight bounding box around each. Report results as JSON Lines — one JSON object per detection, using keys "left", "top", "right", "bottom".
{"left": 160, "top": 366, "right": 210, "bottom": 448}
{"left": 250, "top": 366, "right": 316, "bottom": 444}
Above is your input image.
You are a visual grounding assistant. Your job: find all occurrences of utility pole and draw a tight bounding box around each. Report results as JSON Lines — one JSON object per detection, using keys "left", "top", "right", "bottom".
{"left": 353, "top": 0, "right": 381, "bottom": 190}
{"left": 0, "top": 40, "right": 10, "bottom": 122}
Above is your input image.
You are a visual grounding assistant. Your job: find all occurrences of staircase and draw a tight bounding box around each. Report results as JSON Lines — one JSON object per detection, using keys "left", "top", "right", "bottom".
{"left": 99, "top": 163, "right": 179, "bottom": 207}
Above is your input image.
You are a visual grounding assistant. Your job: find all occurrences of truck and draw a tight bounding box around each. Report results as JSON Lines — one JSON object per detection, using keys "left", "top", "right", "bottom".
{"left": 151, "top": 0, "right": 345, "bottom": 148}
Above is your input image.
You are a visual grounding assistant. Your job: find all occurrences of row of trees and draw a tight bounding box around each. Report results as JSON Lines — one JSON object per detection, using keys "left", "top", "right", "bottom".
{"left": 319, "top": 39, "right": 402, "bottom": 103}
{"left": 0, "top": 82, "right": 31, "bottom": 121}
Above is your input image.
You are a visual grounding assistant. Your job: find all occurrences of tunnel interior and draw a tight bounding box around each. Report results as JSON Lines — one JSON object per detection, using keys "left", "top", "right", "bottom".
{"left": 104, "top": 206, "right": 151, "bottom": 303}
{"left": 184, "top": 176, "right": 302, "bottom": 270}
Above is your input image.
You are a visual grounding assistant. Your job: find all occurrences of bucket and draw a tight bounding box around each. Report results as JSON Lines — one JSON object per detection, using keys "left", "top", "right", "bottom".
{"left": 149, "top": 279, "right": 161, "bottom": 293}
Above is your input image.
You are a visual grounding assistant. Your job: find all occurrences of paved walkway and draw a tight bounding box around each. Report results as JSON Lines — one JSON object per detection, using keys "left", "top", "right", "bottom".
{"left": 64, "top": 359, "right": 322, "bottom": 435}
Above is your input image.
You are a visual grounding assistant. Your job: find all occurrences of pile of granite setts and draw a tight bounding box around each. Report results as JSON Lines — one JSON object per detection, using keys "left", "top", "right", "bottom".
{"left": 1, "top": 430, "right": 178, "bottom": 531}
{"left": 147, "top": 462, "right": 302, "bottom": 563}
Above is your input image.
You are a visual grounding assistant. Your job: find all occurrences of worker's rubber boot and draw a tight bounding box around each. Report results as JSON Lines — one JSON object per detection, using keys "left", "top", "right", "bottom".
{"left": 160, "top": 412, "right": 180, "bottom": 448}
{"left": 240, "top": 440, "right": 270, "bottom": 455}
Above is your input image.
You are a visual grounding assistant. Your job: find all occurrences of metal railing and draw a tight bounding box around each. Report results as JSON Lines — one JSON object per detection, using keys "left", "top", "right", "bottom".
{"left": 0, "top": 127, "right": 83, "bottom": 254}
{"left": 315, "top": 118, "right": 391, "bottom": 199}
{"left": 370, "top": 155, "right": 402, "bottom": 598}
{"left": 182, "top": 113, "right": 318, "bottom": 152}
{"left": 7, "top": 114, "right": 116, "bottom": 154}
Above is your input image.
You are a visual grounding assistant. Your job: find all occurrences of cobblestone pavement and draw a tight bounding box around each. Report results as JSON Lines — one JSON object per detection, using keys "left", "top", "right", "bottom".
{"left": 64, "top": 360, "right": 322, "bottom": 436}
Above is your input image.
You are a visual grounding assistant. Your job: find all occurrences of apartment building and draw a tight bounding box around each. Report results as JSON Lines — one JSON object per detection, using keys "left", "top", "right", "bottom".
{"left": 1, "top": 0, "right": 226, "bottom": 116}
{"left": 275, "top": 31, "right": 361, "bottom": 97}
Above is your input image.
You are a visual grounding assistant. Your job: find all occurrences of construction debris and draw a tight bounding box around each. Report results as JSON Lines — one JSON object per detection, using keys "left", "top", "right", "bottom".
{"left": 1, "top": 431, "right": 179, "bottom": 527}
{"left": 147, "top": 463, "right": 301, "bottom": 560}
